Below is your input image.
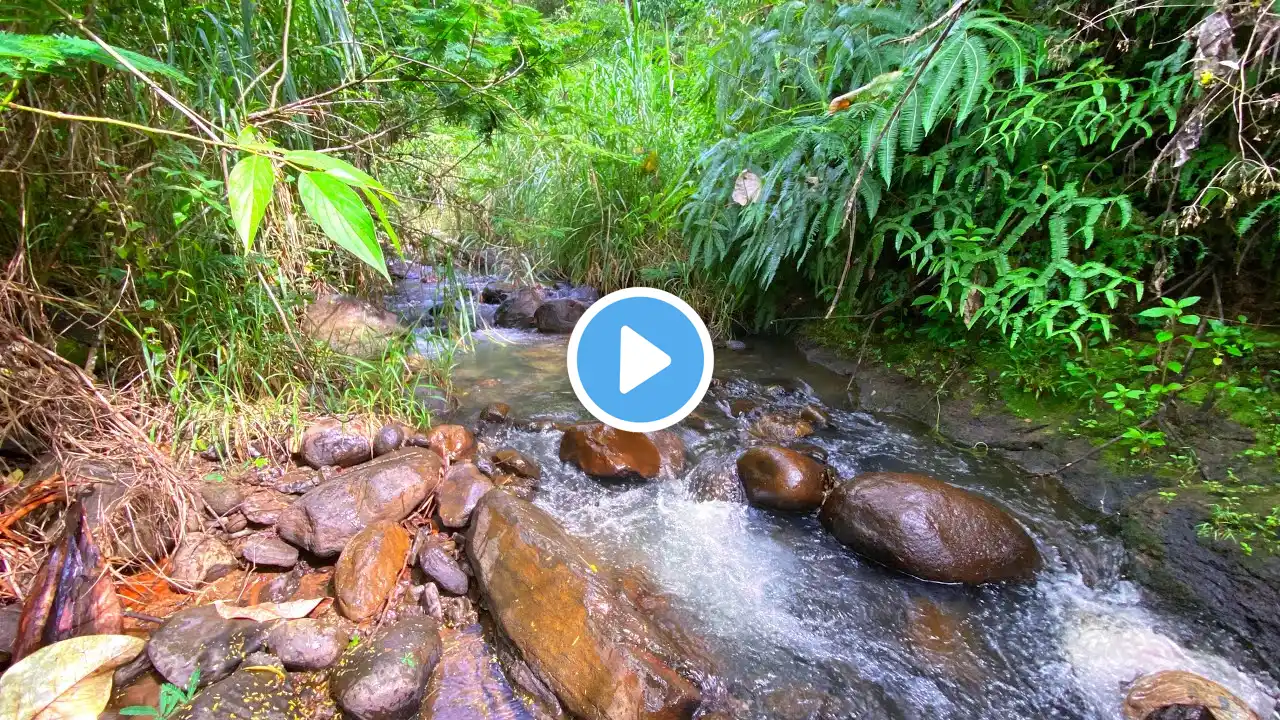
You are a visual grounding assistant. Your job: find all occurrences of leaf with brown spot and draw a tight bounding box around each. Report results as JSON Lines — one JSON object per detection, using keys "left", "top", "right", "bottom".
{"left": 0, "top": 634, "right": 145, "bottom": 720}
{"left": 12, "top": 503, "right": 122, "bottom": 662}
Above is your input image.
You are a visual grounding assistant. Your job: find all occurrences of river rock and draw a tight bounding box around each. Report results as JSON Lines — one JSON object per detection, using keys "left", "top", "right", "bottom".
{"left": 418, "top": 536, "right": 469, "bottom": 596}
{"left": 274, "top": 467, "right": 322, "bottom": 495}
{"left": 148, "top": 605, "right": 268, "bottom": 689}
{"left": 241, "top": 488, "right": 291, "bottom": 525}
{"left": 420, "top": 582, "right": 444, "bottom": 622}
{"left": 374, "top": 422, "right": 407, "bottom": 456}
{"left": 1122, "top": 670, "right": 1262, "bottom": 720}
{"left": 200, "top": 482, "right": 244, "bottom": 516}
{"left": 437, "top": 462, "right": 493, "bottom": 529}
{"left": 490, "top": 448, "right": 540, "bottom": 481}
{"left": 558, "top": 423, "right": 685, "bottom": 480}
{"left": 240, "top": 534, "right": 299, "bottom": 568}
{"left": 267, "top": 618, "right": 351, "bottom": 671}
{"left": 276, "top": 447, "right": 442, "bottom": 557}
{"left": 169, "top": 667, "right": 301, "bottom": 720}
{"left": 419, "top": 624, "right": 530, "bottom": 720}
{"left": 304, "top": 293, "right": 404, "bottom": 358}
{"left": 467, "top": 491, "right": 704, "bottom": 719}
{"left": 728, "top": 398, "right": 758, "bottom": 417}
{"left": 426, "top": 424, "right": 477, "bottom": 462}
{"left": 494, "top": 288, "right": 545, "bottom": 329}
{"left": 300, "top": 417, "right": 372, "bottom": 469}
{"left": 491, "top": 473, "right": 537, "bottom": 501}
{"left": 331, "top": 617, "right": 443, "bottom": 720}
{"left": 479, "top": 402, "right": 512, "bottom": 424}
{"left": 534, "top": 298, "right": 586, "bottom": 334}
{"left": 736, "top": 446, "right": 826, "bottom": 511}
{"left": 336, "top": 520, "right": 413, "bottom": 622}
{"left": 800, "top": 404, "right": 831, "bottom": 427}
{"left": 169, "top": 533, "right": 238, "bottom": 586}
{"left": 481, "top": 281, "right": 516, "bottom": 304}
{"left": 819, "top": 472, "right": 1040, "bottom": 584}
{"left": 688, "top": 456, "right": 745, "bottom": 503}
{"left": 748, "top": 412, "right": 814, "bottom": 443}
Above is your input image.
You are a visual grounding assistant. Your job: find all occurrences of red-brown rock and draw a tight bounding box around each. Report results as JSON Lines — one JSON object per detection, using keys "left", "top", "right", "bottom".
{"left": 736, "top": 446, "right": 826, "bottom": 511}
{"left": 558, "top": 423, "right": 685, "bottom": 480}
{"left": 335, "top": 520, "right": 412, "bottom": 622}
{"left": 426, "top": 425, "right": 477, "bottom": 463}
{"left": 1122, "top": 670, "right": 1262, "bottom": 720}
{"left": 819, "top": 472, "right": 1040, "bottom": 584}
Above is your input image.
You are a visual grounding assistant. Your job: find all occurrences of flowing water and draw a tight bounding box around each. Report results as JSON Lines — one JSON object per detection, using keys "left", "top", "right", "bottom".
{"left": 428, "top": 319, "right": 1276, "bottom": 719}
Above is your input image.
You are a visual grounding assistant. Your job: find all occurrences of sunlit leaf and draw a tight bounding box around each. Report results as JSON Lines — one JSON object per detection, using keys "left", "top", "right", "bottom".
{"left": 0, "top": 635, "right": 145, "bottom": 720}
{"left": 211, "top": 597, "right": 324, "bottom": 622}
{"left": 297, "top": 171, "right": 390, "bottom": 282}
{"left": 284, "top": 150, "right": 389, "bottom": 196}
{"left": 227, "top": 154, "right": 275, "bottom": 253}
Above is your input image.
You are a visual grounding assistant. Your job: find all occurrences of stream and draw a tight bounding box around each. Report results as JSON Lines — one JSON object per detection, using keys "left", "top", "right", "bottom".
{"left": 391, "top": 272, "right": 1278, "bottom": 719}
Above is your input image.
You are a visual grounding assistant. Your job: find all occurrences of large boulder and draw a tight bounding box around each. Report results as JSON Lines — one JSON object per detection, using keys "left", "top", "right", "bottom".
{"left": 330, "top": 617, "right": 443, "bottom": 720}
{"left": 494, "top": 288, "right": 545, "bottom": 329}
{"left": 736, "top": 446, "right": 826, "bottom": 511}
{"left": 147, "top": 606, "right": 268, "bottom": 689}
{"left": 466, "top": 492, "right": 705, "bottom": 719}
{"left": 1121, "top": 487, "right": 1280, "bottom": 677}
{"left": 304, "top": 293, "right": 404, "bottom": 358}
{"left": 299, "top": 417, "right": 372, "bottom": 469}
{"left": 276, "top": 447, "right": 442, "bottom": 557}
{"left": 558, "top": 423, "right": 685, "bottom": 480}
{"left": 534, "top": 299, "right": 586, "bottom": 334}
{"left": 335, "top": 520, "right": 413, "bottom": 622}
{"left": 819, "top": 472, "right": 1040, "bottom": 584}
{"left": 1122, "top": 670, "right": 1263, "bottom": 720}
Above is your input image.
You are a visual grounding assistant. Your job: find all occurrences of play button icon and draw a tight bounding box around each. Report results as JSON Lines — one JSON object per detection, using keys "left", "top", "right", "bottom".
{"left": 568, "top": 287, "right": 714, "bottom": 432}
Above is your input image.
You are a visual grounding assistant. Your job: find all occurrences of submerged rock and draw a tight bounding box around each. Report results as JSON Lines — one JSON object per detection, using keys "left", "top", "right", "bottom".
{"left": 335, "top": 520, "right": 413, "bottom": 622}
{"left": 736, "top": 446, "right": 826, "bottom": 511}
{"left": 747, "top": 412, "right": 814, "bottom": 443}
{"left": 148, "top": 605, "right": 267, "bottom": 689}
{"left": 479, "top": 402, "right": 512, "bottom": 424}
{"left": 276, "top": 447, "right": 441, "bottom": 557}
{"left": 1122, "top": 670, "right": 1262, "bottom": 720}
{"left": 494, "top": 288, "right": 545, "bottom": 329}
{"left": 688, "top": 456, "right": 745, "bottom": 504}
{"left": 467, "top": 491, "right": 705, "bottom": 719}
{"left": 558, "top": 423, "right": 685, "bottom": 480}
{"left": 300, "top": 417, "right": 372, "bottom": 469}
{"left": 331, "top": 617, "right": 443, "bottom": 720}
{"left": 268, "top": 618, "right": 351, "bottom": 671}
{"left": 534, "top": 298, "right": 586, "bottom": 334}
{"left": 419, "top": 624, "right": 533, "bottom": 720}
{"left": 304, "top": 293, "right": 404, "bottom": 359}
{"left": 437, "top": 462, "right": 493, "bottom": 529}
{"left": 169, "top": 533, "right": 238, "bottom": 586}
{"left": 819, "top": 472, "right": 1040, "bottom": 584}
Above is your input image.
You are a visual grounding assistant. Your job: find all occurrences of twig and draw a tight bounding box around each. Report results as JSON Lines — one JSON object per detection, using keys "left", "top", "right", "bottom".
{"left": 269, "top": 0, "right": 295, "bottom": 110}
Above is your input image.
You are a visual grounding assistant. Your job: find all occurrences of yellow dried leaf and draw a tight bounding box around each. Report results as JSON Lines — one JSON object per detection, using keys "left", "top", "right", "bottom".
{"left": 0, "top": 634, "right": 145, "bottom": 720}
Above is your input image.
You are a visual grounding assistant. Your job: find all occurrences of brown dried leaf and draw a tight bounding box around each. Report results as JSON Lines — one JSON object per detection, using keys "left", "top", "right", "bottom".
{"left": 211, "top": 597, "right": 324, "bottom": 623}
{"left": 12, "top": 503, "right": 122, "bottom": 662}
{"left": 732, "top": 170, "right": 762, "bottom": 206}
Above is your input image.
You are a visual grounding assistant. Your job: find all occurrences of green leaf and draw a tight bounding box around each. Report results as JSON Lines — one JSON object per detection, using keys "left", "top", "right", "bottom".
{"left": 119, "top": 707, "right": 159, "bottom": 716}
{"left": 1178, "top": 315, "right": 1201, "bottom": 326}
{"left": 922, "top": 41, "right": 963, "bottom": 133}
{"left": 284, "top": 150, "right": 389, "bottom": 196}
{"left": 1138, "top": 307, "right": 1176, "bottom": 318}
{"left": 297, "top": 171, "right": 390, "bottom": 282}
{"left": 1177, "top": 296, "right": 1201, "bottom": 308}
{"left": 227, "top": 154, "right": 275, "bottom": 253}
{"left": 1166, "top": 361, "right": 1183, "bottom": 374}
{"left": 363, "top": 188, "right": 401, "bottom": 254}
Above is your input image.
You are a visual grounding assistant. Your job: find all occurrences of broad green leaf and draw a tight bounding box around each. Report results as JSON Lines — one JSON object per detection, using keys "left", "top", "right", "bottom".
{"left": 363, "top": 188, "right": 401, "bottom": 253}
{"left": 227, "top": 154, "right": 275, "bottom": 252}
{"left": 1166, "top": 361, "right": 1183, "bottom": 374}
{"left": 297, "top": 171, "right": 390, "bottom": 282}
{"left": 284, "top": 150, "right": 389, "bottom": 196}
{"left": 1178, "top": 314, "right": 1201, "bottom": 325}
{"left": 1137, "top": 307, "right": 1175, "bottom": 318}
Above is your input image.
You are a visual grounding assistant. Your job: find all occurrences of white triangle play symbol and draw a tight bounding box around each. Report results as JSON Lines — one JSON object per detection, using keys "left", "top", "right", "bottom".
{"left": 619, "top": 325, "right": 671, "bottom": 394}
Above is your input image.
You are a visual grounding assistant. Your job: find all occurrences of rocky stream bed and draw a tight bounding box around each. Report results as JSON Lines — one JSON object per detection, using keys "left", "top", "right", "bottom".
{"left": 3, "top": 270, "right": 1278, "bottom": 720}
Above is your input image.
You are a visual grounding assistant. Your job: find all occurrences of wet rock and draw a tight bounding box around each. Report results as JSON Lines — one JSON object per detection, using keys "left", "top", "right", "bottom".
{"left": 331, "top": 617, "right": 443, "bottom": 720}
{"left": 0, "top": 604, "right": 20, "bottom": 664}
{"left": 200, "top": 482, "right": 244, "bottom": 516}
{"left": 437, "top": 462, "right": 493, "bottom": 529}
{"left": 335, "top": 520, "right": 413, "bottom": 622}
{"left": 467, "top": 492, "right": 704, "bottom": 719}
{"left": 169, "top": 533, "right": 239, "bottom": 586}
{"left": 534, "top": 298, "right": 586, "bottom": 334}
{"left": 441, "top": 596, "right": 478, "bottom": 627}
{"left": 374, "top": 423, "right": 407, "bottom": 457}
{"left": 1121, "top": 487, "right": 1280, "bottom": 677}
{"left": 241, "top": 534, "right": 299, "bottom": 568}
{"left": 304, "top": 293, "right": 404, "bottom": 358}
{"left": 748, "top": 412, "right": 814, "bottom": 443}
{"left": 490, "top": 448, "right": 541, "bottom": 481}
{"left": 800, "top": 404, "right": 831, "bottom": 427}
{"left": 169, "top": 666, "right": 300, "bottom": 720}
{"left": 481, "top": 281, "right": 517, "bottom": 304}
{"left": 820, "top": 472, "right": 1040, "bottom": 584}
{"left": 1122, "top": 670, "right": 1262, "bottom": 720}
{"left": 274, "top": 467, "right": 322, "bottom": 495}
{"left": 789, "top": 442, "right": 829, "bottom": 463}
{"left": 688, "top": 457, "right": 745, "bottom": 503}
{"left": 148, "top": 605, "right": 268, "bottom": 689}
{"left": 558, "top": 423, "right": 685, "bottom": 480}
{"left": 426, "top": 424, "right": 477, "bottom": 463}
{"left": 728, "top": 398, "right": 758, "bottom": 417}
{"left": 494, "top": 288, "right": 545, "bottom": 329}
{"left": 725, "top": 339, "right": 747, "bottom": 351}
{"left": 418, "top": 536, "right": 469, "bottom": 596}
{"left": 267, "top": 618, "right": 351, "bottom": 671}
{"left": 419, "top": 624, "right": 531, "bottom": 720}
{"left": 241, "top": 488, "right": 292, "bottom": 525}
{"left": 276, "top": 447, "right": 442, "bottom": 557}
{"left": 480, "top": 402, "right": 512, "bottom": 424}
{"left": 300, "top": 417, "right": 372, "bottom": 469}
{"left": 420, "top": 582, "right": 444, "bottom": 622}
{"left": 491, "top": 474, "right": 537, "bottom": 501}
{"left": 736, "top": 446, "right": 826, "bottom": 511}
